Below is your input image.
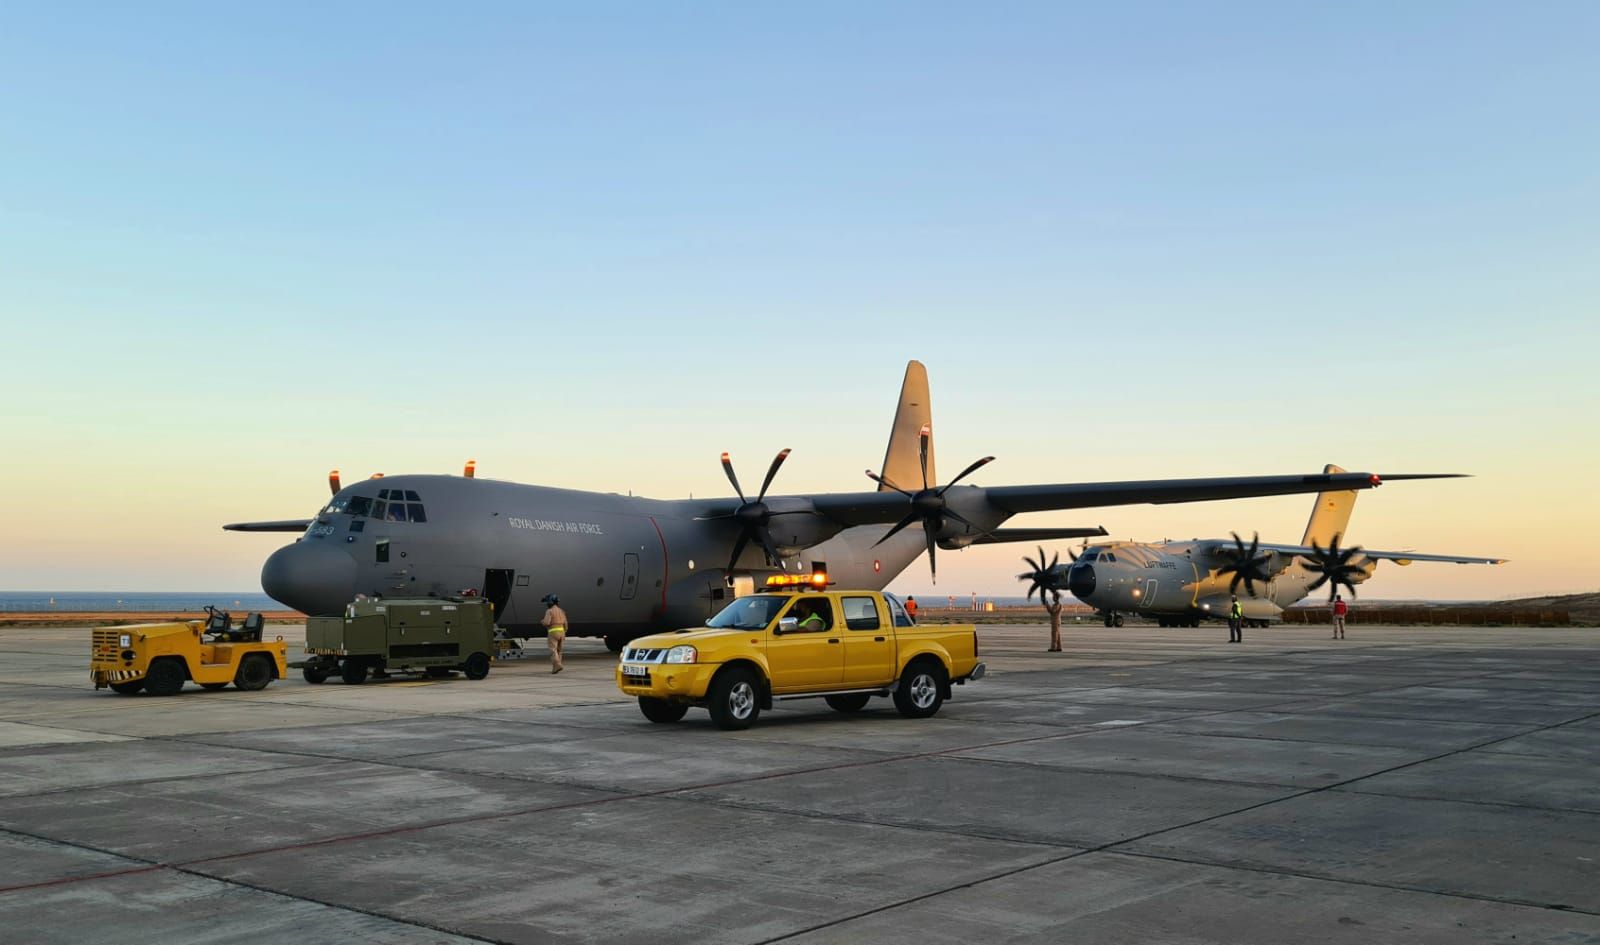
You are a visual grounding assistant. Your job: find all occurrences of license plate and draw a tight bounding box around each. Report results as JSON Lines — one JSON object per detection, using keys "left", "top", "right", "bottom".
{"left": 621, "top": 664, "right": 650, "bottom": 679}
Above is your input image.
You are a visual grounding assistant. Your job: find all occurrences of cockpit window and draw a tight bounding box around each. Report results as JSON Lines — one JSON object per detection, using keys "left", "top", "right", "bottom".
{"left": 404, "top": 490, "right": 421, "bottom": 502}
{"left": 388, "top": 503, "right": 409, "bottom": 522}
{"left": 1082, "top": 551, "right": 1099, "bottom": 561}
{"left": 329, "top": 490, "right": 424, "bottom": 523}
{"left": 346, "top": 496, "right": 372, "bottom": 517}
{"left": 408, "top": 504, "right": 427, "bottom": 523}
{"left": 1104, "top": 553, "right": 1117, "bottom": 563}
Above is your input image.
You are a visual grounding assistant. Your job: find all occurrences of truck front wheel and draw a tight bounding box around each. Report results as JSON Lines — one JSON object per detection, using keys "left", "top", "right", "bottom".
{"left": 341, "top": 659, "right": 369, "bottom": 685}
{"left": 234, "top": 654, "right": 274, "bottom": 691}
{"left": 144, "top": 658, "right": 187, "bottom": 697}
{"left": 893, "top": 660, "right": 947, "bottom": 719}
{"left": 707, "top": 667, "right": 762, "bottom": 730}
{"left": 638, "top": 697, "right": 689, "bottom": 723}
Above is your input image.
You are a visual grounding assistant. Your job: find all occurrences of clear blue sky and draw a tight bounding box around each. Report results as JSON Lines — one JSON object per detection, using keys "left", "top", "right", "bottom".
{"left": 2, "top": 3, "right": 1596, "bottom": 597}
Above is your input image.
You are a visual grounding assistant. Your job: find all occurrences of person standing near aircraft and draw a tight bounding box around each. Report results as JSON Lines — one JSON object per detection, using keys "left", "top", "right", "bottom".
{"left": 1228, "top": 596, "right": 1243, "bottom": 643}
{"left": 905, "top": 596, "right": 918, "bottom": 621}
{"left": 540, "top": 594, "right": 568, "bottom": 674}
{"left": 1045, "top": 595, "right": 1063, "bottom": 652}
{"left": 1332, "top": 594, "right": 1348, "bottom": 640}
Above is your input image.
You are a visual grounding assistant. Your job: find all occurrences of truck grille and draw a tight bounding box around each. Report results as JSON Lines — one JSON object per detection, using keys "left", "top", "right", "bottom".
{"left": 91, "top": 629, "right": 120, "bottom": 661}
{"left": 621, "top": 647, "right": 666, "bottom": 663}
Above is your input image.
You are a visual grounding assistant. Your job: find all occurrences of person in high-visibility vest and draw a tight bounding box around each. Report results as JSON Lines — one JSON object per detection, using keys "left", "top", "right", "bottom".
{"left": 905, "top": 596, "right": 919, "bottom": 622}
{"left": 1228, "top": 595, "right": 1244, "bottom": 643}
{"left": 1332, "top": 594, "right": 1348, "bottom": 640}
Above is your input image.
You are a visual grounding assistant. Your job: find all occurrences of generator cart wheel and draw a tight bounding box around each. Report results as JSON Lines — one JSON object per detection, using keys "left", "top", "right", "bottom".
{"left": 893, "top": 660, "right": 947, "bottom": 719}
{"left": 638, "top": 697, "right": 689, "bottom": 723}
{"left": 340, "top": 659, "right": 369, "bottom": 685}
{"left": 200, "top": 682, "right": 229, "bottom": 691}
{"left": 234, "top": 654, "right": 274, "bottom": 691}
{"left": 462, "top": 652, "right": 491, "bottom": 680}
{"left": 707, "top": 666, "right": 761, "bottom": 730}
{"left": 144, "top": 658, "right": 187, "bottom": 697}
{"left": 302, "top": 664, "right": 328, "bottom": 684}
{"left": 825, "top": 693, "right": 872, "bottom": 713}
{"left": 109, "top": 680, "right": 144, "bottom": 695}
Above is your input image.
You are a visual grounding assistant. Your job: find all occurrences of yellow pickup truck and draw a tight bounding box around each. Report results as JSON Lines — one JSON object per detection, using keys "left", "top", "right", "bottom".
{"left": 615, "top": 582, "right": 985, "bottom": 729}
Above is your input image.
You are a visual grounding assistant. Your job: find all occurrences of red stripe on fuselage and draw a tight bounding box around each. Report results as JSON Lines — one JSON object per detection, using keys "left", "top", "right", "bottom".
{"left": 648, "top": 516, "right": 669, "bottom": 618}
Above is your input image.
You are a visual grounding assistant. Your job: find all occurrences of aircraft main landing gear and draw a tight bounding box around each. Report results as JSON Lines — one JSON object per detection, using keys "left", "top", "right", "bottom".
{"left": 1104, "top": 613, "right": 1124, "bottom": 628}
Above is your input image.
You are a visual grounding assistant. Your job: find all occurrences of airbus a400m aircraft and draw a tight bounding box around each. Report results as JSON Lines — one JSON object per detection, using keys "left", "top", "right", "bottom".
{"left": 1022, "top": 465, "right": 1505, "bottom": 628}
{"left": 227, "top": 363, "right": 1462, "bottom": 649}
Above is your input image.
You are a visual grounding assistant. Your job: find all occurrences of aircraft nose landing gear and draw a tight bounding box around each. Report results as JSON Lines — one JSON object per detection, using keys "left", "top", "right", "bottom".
{"left": 1103, "top": 613, "right": 1124, "bottom": 628}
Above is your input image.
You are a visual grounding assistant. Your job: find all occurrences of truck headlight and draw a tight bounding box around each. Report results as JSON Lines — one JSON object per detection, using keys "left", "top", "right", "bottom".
{"left": 665, "top": 645, "right": 697, "bottom": 664}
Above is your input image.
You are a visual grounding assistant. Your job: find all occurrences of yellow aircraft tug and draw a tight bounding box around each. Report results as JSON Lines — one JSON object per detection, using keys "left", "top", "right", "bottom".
{"left": 91, "top": 606, "right": 288, "bottom": 696}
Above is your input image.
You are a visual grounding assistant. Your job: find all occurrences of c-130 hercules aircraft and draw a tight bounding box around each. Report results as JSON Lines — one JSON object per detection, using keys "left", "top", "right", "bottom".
{"left": 227, "top": 362, "right": 1463, "bottom": 650}
{"left": 1022, "top": 465, "right": 1505, "bottom": 628}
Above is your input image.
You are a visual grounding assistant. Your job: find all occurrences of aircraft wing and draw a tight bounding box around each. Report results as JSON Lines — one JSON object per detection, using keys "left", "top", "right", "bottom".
{"left": 968, "top": 526, "right": 1108, "bottom": 545}
{"left": 1252, "top": 542, "right": 1507, "bottom": 565}
{"left": 222, "top": 519, "right": 314, "bottom": 533}
{"left": 804, "top": 471, "right": 1460, "bottom": 525}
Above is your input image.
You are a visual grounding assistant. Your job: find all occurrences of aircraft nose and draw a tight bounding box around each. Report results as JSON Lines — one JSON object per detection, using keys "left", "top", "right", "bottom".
{"left": 1068, "top": 563, "right": 1096, "bottom": 598}
{"left": 261, "top": 541, "right": 356, "bottom": 616}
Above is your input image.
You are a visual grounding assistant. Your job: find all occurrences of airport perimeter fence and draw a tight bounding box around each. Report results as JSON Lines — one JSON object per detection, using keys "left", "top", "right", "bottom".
{"left": 1282, "top": 607, "right": 1571, "bottom": 627}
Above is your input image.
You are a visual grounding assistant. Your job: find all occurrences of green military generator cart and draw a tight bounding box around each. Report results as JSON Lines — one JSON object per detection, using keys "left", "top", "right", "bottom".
{"left": 298, "top": 598, "right": 496, "bottom": 685}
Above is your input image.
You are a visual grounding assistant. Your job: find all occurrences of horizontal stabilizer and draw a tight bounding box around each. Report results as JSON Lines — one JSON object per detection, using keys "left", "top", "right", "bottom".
{"left": 970, "top": 526, "right": 1108, "bottom": 545}
{"left": 222, "top": 520, "right": 313, "bottom": 533}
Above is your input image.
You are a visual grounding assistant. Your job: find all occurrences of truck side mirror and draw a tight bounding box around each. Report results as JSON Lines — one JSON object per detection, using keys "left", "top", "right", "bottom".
{"left": 776, "top": 616, "right": 799, "bottom": 635}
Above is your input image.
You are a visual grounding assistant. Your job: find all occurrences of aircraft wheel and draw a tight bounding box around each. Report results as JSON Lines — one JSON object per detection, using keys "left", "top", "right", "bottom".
{"left": 462, "top": 652, "right": 491, "bottom": 680}
{"left": 638, "top": 697, "right": 689, "bottom": 723}
{"left": 340, "top": 659, "right": 369, "bottom": 685}
{"left": 707, "top": 666, "right": 762, "bottom": 730}
{"left": 109, "top": 680, "right": 144, "bottom": 695}
{"left": 825, "top": 693, "right": 872, "bottom": 713}
{"left": 893, "top": 659, "right": 947, "bottom": 719}
{"left": 1103, "top": 615, "right": 1115, "bottom": 628}
{"left": 1112, "top": 615, "right": 1125, "bottom": 628}
{"left": 144, "top": 658, "right": 187, "bottom": 697}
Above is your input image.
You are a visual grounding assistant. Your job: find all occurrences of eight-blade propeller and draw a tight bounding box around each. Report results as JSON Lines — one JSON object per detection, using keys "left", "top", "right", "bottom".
{"left": 865, "top": 425, "right": 994, "bottom": 583}
{"left": 1300, "top": 535, "right": 1367, "bottom": 602}
{"left": 1216, "top": 531, "right": 1275, "bottom": 598}
{"left": 698, "top": 449, "right": 796, "bottom": 573}
{"left": 1017, "top": 546, "right": 1063, "bottom": 606}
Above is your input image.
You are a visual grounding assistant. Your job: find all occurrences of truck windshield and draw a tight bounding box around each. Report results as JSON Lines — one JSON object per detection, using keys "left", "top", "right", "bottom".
{"left": 706, "top": 595, "right": 788, "bottom": 630}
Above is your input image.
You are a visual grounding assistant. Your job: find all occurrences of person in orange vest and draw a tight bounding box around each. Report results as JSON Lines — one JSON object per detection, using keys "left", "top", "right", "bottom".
{"left": 904, "top": 596, "right": 919, "bottom": 622}
{"left": 1332, "top": 594, "right": 1348, "bottom": 640}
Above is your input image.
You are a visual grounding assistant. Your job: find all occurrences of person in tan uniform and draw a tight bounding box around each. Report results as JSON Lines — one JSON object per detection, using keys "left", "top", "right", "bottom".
{"left": 540, "top": 594, "right": 568, "bottom": 674}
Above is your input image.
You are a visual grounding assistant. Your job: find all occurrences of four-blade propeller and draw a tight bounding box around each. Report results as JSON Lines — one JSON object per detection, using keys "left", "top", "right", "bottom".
{"left": 1017, "top": 546, "right": 1063, "bottom": 606}
{"left": 698, "top": 449, "right": 796, "bottom": 573}
{"left": 1216, "top": 531, "right": 1275, "bottom": 598}
{"left": 1300, "top": 535, "right": 1366, "bottom": 602}
{"left": 866, "top": 425, "right": 994, "bottom": 583}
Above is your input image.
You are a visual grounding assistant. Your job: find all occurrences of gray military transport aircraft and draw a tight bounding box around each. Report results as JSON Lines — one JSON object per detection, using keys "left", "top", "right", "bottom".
{"left": 1020, "top": 465, "right": 1505, "bottom": 628}
{"left": 227, "top": 362, "right": 1464, "bottom": 650}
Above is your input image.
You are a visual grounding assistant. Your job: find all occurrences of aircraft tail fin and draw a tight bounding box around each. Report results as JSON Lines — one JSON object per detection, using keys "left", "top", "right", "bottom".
{"left": 879, "top": 360, "right": 934, "bottom": 492}
{"left": 1301, "top": 463, "right": 1359, "bottom": 547}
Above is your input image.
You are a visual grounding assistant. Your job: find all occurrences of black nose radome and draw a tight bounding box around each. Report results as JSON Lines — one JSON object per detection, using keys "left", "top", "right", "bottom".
{"left": 261, "top": 541, "right": 356, "bottom": 616}
{"left": 1069, "top": 563, "right": 1096, "bottom": 598}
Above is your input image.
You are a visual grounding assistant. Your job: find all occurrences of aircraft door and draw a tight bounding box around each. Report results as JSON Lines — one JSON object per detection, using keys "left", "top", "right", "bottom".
{"left": 620, "top": 554, "right": 639, "bottom": 601}
{"left": 483, "top": 569, "right": 515, "bottom": 624}
{"left": 1139, "top": 579, "right": 1158, "bottom": 610}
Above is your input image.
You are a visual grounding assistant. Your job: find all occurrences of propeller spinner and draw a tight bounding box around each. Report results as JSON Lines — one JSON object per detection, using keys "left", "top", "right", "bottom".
{"left": 866, "top": 425, "right": 994, "bottom": 583}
